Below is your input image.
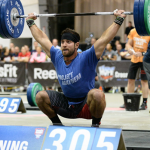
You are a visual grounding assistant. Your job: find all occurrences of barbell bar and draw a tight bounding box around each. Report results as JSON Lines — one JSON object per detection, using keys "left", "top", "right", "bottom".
{"left": 0, "top": 0, "right": 150, "bottom": 39}
{"left": 14, "top": 12, "right": 134, "bottom": 19}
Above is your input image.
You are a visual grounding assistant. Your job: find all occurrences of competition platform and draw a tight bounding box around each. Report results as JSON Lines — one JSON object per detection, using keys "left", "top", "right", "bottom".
{"left": 0, "top": 92, "right": 150, "bottom": 150}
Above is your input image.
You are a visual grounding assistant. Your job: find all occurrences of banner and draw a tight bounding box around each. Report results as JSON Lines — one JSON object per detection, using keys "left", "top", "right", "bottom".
{"left": 0, "top": 62, "right": 25, "bottom": 85}
{"left": 0, "top": 126, "right": 46, "bottom": 150}
{"left": 27, "top": 63, "right": 59, "bottom": 86}
{"left": 0, "top": 61, "right": 142, "bottom": 87}
{"left": 97, "top": 61, "right": 141, "bottom": 87}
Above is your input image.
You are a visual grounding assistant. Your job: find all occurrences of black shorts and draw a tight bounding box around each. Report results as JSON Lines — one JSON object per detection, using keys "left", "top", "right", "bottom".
{"left": 46, "top": 90, "right": 92, "bottom": 119}
{"left": 143, "top": 61, "right": 150, "bottom": 89}
{"left": 127, "top": 62, "right": 147, "bottom": 80}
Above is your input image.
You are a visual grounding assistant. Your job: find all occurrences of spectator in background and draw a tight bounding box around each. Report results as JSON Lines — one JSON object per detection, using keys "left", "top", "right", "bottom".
{"left": 113, "top": 40, "right": 121, "bottom": 50}
{"left": 31, "top": 41, "right": 39, "bottom": 55}
{"left": 18, "top": 46, "right": 30, "bottom": 62}
{"left": 124, "top": 21, "right": 134, "bottom": 42}
{"left": 12, "top": 46, "right": 20, "bottom": 62}
{"left": 30, "top": 46, "right": 46, "bottom": 63}
{"left": 115, "top": 44, "right": 127, "bottom": 61}
{"left": 24, "top": 45, "right": 31, "bottom": 56}
{"left": 10, "top": 47, "right": 15, "bottom": 55}
{"left": 102, "top": 43, "right": 117, "bottom": 92}
{"left": 91, "top": 38, "right": 96, "bottom": 46}
{"left": 52, "top": 39, "right": 61, "bottom": 49}
{"left": 1, "top": 47, "right": 13, "bottom": 62}
{"left": 120, "top": 28, "right": 150, "bottom": 109}
{"left": 120, "top": 44, "right": 132, "bottom": 60}
{"left": 103, "top": 43, "right": 117, "bottom": 61}
{"left": 86, "top": 37, "right": 97, "bottom": 49}
{"left": 10, "top": 42, "right": 15, "bottom": 49}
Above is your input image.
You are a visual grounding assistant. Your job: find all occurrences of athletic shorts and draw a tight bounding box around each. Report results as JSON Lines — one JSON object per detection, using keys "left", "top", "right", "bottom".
{"left": 46, "top": 90, "right": 92, "bottom": 119}
{"left": 143, "top": 61, "right": 150, "bottom": 89}
{"left": 127, "top": 62, "right": 147, "bottom": 80}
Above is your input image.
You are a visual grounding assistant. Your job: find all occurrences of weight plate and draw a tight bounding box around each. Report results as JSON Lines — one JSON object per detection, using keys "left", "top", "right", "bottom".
{"left": 144, "top": 0, "right": 150, "bottom": 35}
{"left": 139, "top": 0, "right": 149, "bottom": 35}
{"left": 134, "top": 0, "right": 143, "bottom": 35}
{"left": 0, "top": 0, "right": 8, "bottom": 38}
{"left": 27, "top": 83, "right": 43, "bottom": 106}
{"left": 1, "top": 0, "right": 25, "bottom": 38}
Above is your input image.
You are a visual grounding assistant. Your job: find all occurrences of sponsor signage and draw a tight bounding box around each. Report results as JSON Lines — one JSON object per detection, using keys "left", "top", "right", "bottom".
{"left": 42, "top": 126, "right": 126, "bottom": 150}
{"left": 0, "top": 97, "right": 26, "bottom": 114}
{"left": 97, "top": 61, "right": 141, "bottom": 87}
{"left": 0, "top": 61, "right": 141, "bottom": 87}
{"left": 0, "top": 126, "right": 46, "bottom": 150}
{"left": 0, "top": 62, "right": 25, "bottom": 85}
{"left": 28, "top": 62, "right": 59, "bottom": 86}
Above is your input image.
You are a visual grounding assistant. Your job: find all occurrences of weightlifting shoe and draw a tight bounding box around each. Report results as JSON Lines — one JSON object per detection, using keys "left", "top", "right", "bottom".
{"left": 139, "top": 103, "right": 147, "bottom": 110}
{"left": 91, "top": 122, "right": 101, "bottom": 127}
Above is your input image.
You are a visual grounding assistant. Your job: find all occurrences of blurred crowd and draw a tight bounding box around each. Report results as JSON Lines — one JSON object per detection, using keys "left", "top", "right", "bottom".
{"left": 0, "top": 21, "right": 134, "bottom": 63}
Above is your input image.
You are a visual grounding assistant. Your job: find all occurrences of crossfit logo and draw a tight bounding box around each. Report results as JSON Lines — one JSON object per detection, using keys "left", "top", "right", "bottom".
{"left": 35, "top": 128, "right": 45, "bottom": 139}
{"left": 34, "top": 68, "right": 58, "bottom": 79}
{"left": 0, "top": 140, "right": 28, "bottom": 150}
{"left": 0, "top": 64, "right": 18, "bottom": 77}
{"left": 98, "top": 65, "right": 115, "bottom": 82}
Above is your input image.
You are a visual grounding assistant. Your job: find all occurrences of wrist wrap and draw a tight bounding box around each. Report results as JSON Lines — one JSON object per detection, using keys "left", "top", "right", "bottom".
{"left": 26, "top": 19, "right": 35, "bottom": 28}
{"left": 114, "top": 16, "right": 125, "bottom": 26}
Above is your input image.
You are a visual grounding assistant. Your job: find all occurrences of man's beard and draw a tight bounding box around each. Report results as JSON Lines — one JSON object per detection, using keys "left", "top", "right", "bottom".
{"left": 62, "top": 48, "right": 75, "bottom": 57}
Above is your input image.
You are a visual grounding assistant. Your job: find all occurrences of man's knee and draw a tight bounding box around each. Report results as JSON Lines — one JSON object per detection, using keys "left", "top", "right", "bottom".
{"left": 88, "top": 89, "right": 105, "bottom": 104}
{"left": 87, "top": 89, "right": 106, "bottom": 118}
{"left": 36, "top": 91, "right": 49, "bottom": 106}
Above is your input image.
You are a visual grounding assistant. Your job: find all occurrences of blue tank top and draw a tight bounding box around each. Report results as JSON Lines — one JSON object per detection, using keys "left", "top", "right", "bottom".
{"left": 143, "top": 41, "right": 150, "bottom": 63}
{"left": 50, "top": 45, "right": 99, "bottom": 98}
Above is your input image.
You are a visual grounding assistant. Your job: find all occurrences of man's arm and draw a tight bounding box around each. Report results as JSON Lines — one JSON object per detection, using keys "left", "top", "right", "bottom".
{"left": 26, "top": 13, "right": 52, "bottom": 58}
{"left": 126, "top": 35, "right": 143, "bottom": 57}
{"left": 94, "top": 10, "right": 126, "bottom": 59}
{"left": 110, "top": 55, "right": 117, "bottom": 61}
{"left": 126, "top": 39, "right": 134, "bottom": 54}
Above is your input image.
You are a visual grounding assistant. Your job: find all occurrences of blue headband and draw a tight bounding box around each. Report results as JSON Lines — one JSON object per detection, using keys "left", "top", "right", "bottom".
{"left": 61, "top": 33, "right": 79, "bottom": 43}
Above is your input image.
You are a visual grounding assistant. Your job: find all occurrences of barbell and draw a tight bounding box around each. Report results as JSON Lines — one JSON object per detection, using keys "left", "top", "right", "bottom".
{"left": 0, "top": 0, "right": 150, "bottom": 39}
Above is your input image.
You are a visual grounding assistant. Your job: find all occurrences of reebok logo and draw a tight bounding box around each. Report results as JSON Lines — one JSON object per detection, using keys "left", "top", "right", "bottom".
{"left": 34, "top": 68, "right": 58, "bottom": 80}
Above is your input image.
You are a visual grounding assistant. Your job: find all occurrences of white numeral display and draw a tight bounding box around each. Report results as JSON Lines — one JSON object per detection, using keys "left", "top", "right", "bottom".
{"left": 49, "top": 129, "right": 66, "bottom": 150}
{"left": 97, "top": 131, "right": 116, "bottom": 149}
{"left": 69, "top": 129, "right": 90, "bottom": 150}
{"left": 46, "top": 128, "right": 117, "bottom": 150}
{"left": 0, "top": 98, "right": 9, "bottom": 112}
{"left": 8, "top": 99, "right": 20, "bottom": 113}
{"left": 0, "top": 98, "right": 19, "bottom": 113}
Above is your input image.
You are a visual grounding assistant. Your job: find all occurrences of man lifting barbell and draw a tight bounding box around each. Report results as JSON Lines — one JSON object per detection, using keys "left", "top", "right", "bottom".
{"left": 25, "top": 9, "right": 126, "bottom": 127}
